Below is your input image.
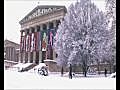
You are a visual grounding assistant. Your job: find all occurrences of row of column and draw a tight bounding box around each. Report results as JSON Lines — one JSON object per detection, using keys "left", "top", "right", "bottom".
{"left": 5, "top": 47, "right": 16, "bottom": 61}
{"left": 19, "top": 20, "right": 60, "bottom": 64}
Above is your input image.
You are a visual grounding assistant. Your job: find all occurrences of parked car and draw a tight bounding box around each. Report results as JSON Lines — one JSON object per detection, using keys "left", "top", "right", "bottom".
{"left": 109, "top": 72, "right": 116, "bottom": 78}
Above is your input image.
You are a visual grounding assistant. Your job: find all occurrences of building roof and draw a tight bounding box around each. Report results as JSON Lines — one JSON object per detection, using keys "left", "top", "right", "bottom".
{"left": 19, "top": 5, "right": 67, "bottom": 25}
{"left": 4, "top": 39, "right": 20, "bottom": 48}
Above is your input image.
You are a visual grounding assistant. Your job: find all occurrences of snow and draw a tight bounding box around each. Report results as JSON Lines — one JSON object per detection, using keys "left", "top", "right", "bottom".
{"left": 12, "top": 63, "right": 32, "bottom": 68}
{"left": 21, "top": 63, "right": 33, "bottom": 68}
{"left": 29, "top": 63, "right": 46, "bottom": 71}
{"left": 4, "top": 70, "right": 116, "bottom": 89}
{"left": 11, "top": 63, "right": 33, "bottom": 71}
{"left": 44, "top": 59, "right": 57, "bottom": 63}
{"left": 12, "top": 63, "right": 24, "bottom": 68}
{"left": 4, "top": 60, "right": 18, "bottom": 63}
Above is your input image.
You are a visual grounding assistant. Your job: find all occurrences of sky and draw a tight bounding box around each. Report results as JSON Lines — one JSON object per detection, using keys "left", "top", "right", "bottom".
{"left": 4, "top": 0, "right": 105, "bottom": 44}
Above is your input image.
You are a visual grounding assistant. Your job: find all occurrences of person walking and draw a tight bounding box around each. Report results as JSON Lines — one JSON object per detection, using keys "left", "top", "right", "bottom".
{"left": 104, "top": 68, "right": 107, "bottom": 77}
{"left": 69, "top": 64, "right": 72, "bottom": 79}
{"left": 61, "top": 66, "right": 64, "bottom": 77}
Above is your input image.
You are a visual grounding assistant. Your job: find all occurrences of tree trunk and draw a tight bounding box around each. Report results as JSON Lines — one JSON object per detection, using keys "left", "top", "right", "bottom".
{"left": 109, "top": 63, "right": 112, "bottom": 74}
{"left": 97, "top": 62, "right": 100, "bottom": 75}
{"left": 84, "top": 70, "right": 87, "bottom": 77}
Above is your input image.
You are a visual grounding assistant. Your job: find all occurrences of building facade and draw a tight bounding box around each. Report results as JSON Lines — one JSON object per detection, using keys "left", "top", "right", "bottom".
{"left": 4, "top": 40, "right": 20, "bottom": 62}
{"left": 4, "top": 40, "right": 20, "bottom": 69}
{"left": 19, "top": 5, "right": 67, "bottom": 65}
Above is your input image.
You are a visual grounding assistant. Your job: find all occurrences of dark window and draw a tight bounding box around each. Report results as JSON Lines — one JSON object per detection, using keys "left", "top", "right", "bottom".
{"left": 43, "top": 24, "right": 47, "bottom": 30}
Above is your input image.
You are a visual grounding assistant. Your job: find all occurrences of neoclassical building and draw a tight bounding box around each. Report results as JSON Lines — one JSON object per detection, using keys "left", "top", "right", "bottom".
{"left": 4, "top": 40, "right": 19, "bottom": 69}
{"left": 19, "top": 5, "right": 67, "bottom": 66}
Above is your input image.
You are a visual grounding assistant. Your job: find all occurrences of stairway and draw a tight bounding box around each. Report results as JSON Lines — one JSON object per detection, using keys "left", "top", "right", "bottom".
{"left": 20, "top": 63, "right": 37, "bottom": 72}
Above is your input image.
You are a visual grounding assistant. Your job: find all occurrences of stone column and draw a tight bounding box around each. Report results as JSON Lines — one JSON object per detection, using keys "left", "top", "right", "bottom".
{"left": 33, "top": 51, "right": 36, "bottom": 63}
{"left": 38, "top": 25, "right": 43, "bottom": 63}
{"left": 25, "top": 30, "right": 28, "bottom": 63}
{"left": 19, "top": 30, "right": 23, "bottom": 63}
{"left": 53, "top": 49, "right": 56, "bottom": 60}
{"left": 45, "top": 23, "right": 49, "bottom": 60}
{"left": 28, "top": 28, "right": 32, "bottom": 63}
{"left": 39, "top": 51, "right": 42, "bottom": 63}
{"left": 22, "top": 30, "right": 27, "bottom": 63}
{"left": 23, "top": 51, "right": 26, "bottom": 63}
{"left": 27, "top": 54, "right": 30, "bottom": 63}
{"left": 33, "top": 26, "right": 37, "bottom": 64}
{"left": 52, "top": 20, "right": 57, "bottom": 60}
{"left": 18, "top": 52, "right": 21, "bottom": 63}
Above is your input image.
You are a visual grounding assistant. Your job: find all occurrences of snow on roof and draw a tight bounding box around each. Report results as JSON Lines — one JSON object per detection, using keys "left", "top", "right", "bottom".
{"left": 12, "top": 63, "right": 24, "bottom": 67}
{"left": 4, "top": 60, "right": 18, "bottom": 64}
{"left": 21, "top": 63, "right": 33, "bottom": 68}
{"left": 44, "top": 59, "right": 57, "bottom": 63}
{"left": 12, "top": 63, "right": 32, "bottom": 68}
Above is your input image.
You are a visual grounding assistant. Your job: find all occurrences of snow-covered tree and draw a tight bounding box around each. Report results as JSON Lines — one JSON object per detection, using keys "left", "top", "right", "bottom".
{"left": 103, "top": 0, "right": 116, "bottom": 73}
{"left": 54, "top": 0, "right": 109, "bottom": 77}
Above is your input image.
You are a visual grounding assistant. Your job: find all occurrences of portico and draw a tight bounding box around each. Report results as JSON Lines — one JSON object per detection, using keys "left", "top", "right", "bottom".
{"left": 19, "top": 5, "right": 67, "bottom": 64}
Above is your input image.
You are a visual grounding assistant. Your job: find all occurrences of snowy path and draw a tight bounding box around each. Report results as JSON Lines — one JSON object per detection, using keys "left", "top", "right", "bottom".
{"left": 4, "top": 70, "right": 116, "bottom": 90}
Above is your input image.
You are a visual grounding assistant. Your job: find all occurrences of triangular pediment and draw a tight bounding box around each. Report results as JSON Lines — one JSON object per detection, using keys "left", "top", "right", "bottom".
{"left": 4, "top": 40, "right": 20, "bottom": 48}
{"left": 19, "top": 5, "right": 66, "bottom": 24}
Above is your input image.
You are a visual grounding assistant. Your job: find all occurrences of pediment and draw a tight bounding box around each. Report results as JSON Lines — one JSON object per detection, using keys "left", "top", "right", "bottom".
{"left": 19, "top": 5, "right": 66, "bottom": 24}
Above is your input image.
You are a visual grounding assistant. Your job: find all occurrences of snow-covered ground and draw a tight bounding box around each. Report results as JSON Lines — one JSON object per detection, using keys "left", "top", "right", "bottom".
{"left": 4, "top": 69, "right": 116, "bottom": 90}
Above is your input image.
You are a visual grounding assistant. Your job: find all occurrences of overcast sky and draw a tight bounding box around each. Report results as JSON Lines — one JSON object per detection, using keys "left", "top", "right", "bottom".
{"left": 4, "top": 0, "right": 105, "bottom": 44}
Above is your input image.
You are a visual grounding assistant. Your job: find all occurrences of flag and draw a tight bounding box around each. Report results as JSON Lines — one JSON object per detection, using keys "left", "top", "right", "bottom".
{"left": 24, "top": 35, "right": 26, "bottom": 51}
{"left": 31, "top": 33, "right": 34, "bottom": 52}
{"left": 38, "top": 31, "right": 41, "bottom": 50}
{"left": 42, "top": 32, "right": 47, "bottom": 51}
{"left": 28, "top": 33, "right": 32, "bottom": 52}
{"left": 36, "top": 32, "right": 40, "bottom": 51}
{"left": 50, "top": 31, "right": 53, "bottom": 46}
{"left": 26, "top": 35, "right": 29, "bottom": 52}
{"left": 20, "top": 36, "right": 23, "bottom": 52}
{"left": 20, "top": 35, "right": 22, "bottom": 52}
{"left": 34, "top": 32, "right": 37, "bottom": 51}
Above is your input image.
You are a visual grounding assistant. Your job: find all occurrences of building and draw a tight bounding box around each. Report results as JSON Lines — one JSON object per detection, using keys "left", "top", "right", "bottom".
{"left": 4, "top": 40, "right": 20, "bottom": 69}
{"left": 18, "top": 5, "right": 67, "bottom": 71}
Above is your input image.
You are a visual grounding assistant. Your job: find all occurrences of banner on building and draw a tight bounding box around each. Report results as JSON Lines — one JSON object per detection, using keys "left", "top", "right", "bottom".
{"left": 28, "top": 33, "right": 32, "bottom": 52}
{"left": 48, "top": 29, "right": 55, "bottom": 46}
{"left": 31, "top": 33, "right": 34, "bottom": 52}
{"left": 38, "top": 31, "right": 41, "bottom": 51}
{"left": 42, "top": 31, "right": 47, "bottom": 51}
{"left": 26, "top": 35, "right": 29, "bottom": 52}
{"left": 23, "top": 35, "right": 26, "bottom": 51}
{"left": 20, "top": 36, "right": 24, "bottom": 52}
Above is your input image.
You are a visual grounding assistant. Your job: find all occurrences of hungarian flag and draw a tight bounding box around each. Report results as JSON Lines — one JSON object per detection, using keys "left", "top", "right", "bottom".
{"left": 38, "top": 31, "right": 41, "bottom": 50}
{"left": 20, "top": 36, "right": 24, "bottom": 52}
{"left": 42, "top": 32, "right": 47, "bottom": 51}
{"left": 31, "top": 33, "right": 34, "bottom": 52}
{"left": 28, "top": 33, "right": 32, "bottom": 52}
{"left": 20, "top": 33, "right": 22, "bottom": 52}
{"left": 49, "top": 31, "right": 53, "bottom": 46}
{"left": 24, "top": 35, "right": 26, "bottom": 51}
{"left": 26, "top": 35, "right": 29, "bottom": 52}
{"left": 36, "top": 32, "right": 40, "bottom": 51}
{"left": 34, "top": 32, "right": 37, "bottom": 51}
